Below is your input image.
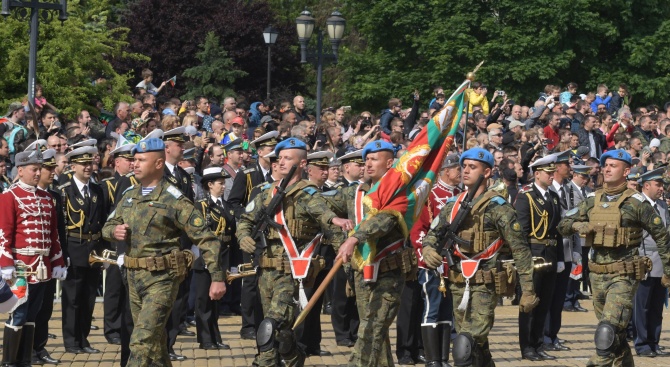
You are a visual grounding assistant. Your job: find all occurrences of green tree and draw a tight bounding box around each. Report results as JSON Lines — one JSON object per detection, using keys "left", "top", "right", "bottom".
{"left": 181, "top": 32, "right": 247, "bottom": 101}
{"left": 0, "top": 0, "right": 144, "bottom": 118}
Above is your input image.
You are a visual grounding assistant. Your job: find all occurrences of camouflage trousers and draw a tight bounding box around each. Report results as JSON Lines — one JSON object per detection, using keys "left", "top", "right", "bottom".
{"left": 450, "top": 282, "right": 497, "bottom": 367}
{"left": 256, "top": 268, "right": 302, "bottom": 367}
{"left": 587, "top": 272, "right": 638, "bottom": 367}
{"left": 127, "top": 268, "right": 182, "bottom": 367}
{"left": 348, "top": 268, "right": 404, "bottom": 367}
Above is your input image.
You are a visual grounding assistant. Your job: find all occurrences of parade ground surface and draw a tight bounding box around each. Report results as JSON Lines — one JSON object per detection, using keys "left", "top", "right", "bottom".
{"left": 24, "top": 297, "right": 670, "bottom": 366}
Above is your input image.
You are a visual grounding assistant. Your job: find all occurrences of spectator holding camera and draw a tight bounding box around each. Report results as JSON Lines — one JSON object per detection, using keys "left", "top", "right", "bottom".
{"left": 466, "top": 81, "right": 489, "bottom": 114}
{"left": 380, "top": 98, "right": 402, "bottom": 137}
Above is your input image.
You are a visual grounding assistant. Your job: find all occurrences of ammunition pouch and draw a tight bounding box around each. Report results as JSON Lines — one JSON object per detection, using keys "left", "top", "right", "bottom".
{"left": 496, "top": 261, "right": 518, "bottom": 298}
{"left": 351, "top": 248, "right": 417, "bottom": 280}
{"left": 587, "top": 189, "right": 642, "bottom": 248}
{"left": 125, "top": 249, "right": 194, "bottom": 277}
{"left": 587, "top": 257, "right": 652, "bottom": 281}
{"left": 259, "top": 255, "right": 325, "bottom": 288}
{"left": 267, "top": 219, "right": 321, "bottom": 240}
{"left": 456, "top": 230, "right": 500, "bottom": 253}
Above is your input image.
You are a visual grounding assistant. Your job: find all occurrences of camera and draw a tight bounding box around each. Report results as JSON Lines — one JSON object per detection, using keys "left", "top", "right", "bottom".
{"left": 497, "top": 91, "right": 505, "bottom": 96}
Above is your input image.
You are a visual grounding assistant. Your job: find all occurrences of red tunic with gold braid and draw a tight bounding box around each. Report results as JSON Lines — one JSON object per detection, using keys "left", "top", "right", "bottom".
{"left": 410, "top": 179, "right": 462, "bottom": 270}
{"left": 0, "top": 182, "right": 65, "bottom": 284}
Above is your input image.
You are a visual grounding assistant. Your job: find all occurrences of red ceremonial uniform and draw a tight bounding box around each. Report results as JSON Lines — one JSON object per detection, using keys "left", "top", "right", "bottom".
{"left": 410, "top": 179, "right": 462, "bottom": 269}
{"left": 0, "top": 183, "right": 65, "bottom": 283}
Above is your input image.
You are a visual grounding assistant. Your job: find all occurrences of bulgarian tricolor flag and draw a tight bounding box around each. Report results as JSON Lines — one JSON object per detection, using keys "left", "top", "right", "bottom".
{"left": 352, "top": 79, "right": 470, "bottom": 273}
{"left": 167, "top": 75, "right": 177, "bottom": 87}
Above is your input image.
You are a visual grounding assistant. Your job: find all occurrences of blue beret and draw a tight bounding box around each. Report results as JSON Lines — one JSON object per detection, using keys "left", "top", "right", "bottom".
{"left": 362, "top": 140, "right": 394, "bottom": 160}
{"left": 599, "top": 149, "right": 631, "bottom": 166}
{"left": 132, "top": 138, "right": 165, "bottom": 155}
{"left": 639, "top": 167, "right": 665, "bottom": 183}
{"left": 274, "top": 138, "right": 307, "bottom": 155}
{"left": 459, "top": 147, "right": 494, "bottom": 168}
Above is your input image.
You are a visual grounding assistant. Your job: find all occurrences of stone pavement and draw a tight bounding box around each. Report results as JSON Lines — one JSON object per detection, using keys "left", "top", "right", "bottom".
{"left": 23, "top": 298, "right": 670, "bottom": 366}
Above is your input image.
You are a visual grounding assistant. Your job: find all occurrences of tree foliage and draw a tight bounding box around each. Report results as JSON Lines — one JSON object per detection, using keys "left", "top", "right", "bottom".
{"left": 0, "top": 0, "right": 143, "bottom": 118}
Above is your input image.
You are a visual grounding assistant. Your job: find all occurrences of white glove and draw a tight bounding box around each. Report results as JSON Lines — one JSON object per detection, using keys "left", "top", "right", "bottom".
{"left": 1, "top": 267, "right": 15, "bottom": 280}
{"left": 117, "top": 254, "right": 125, "bottom": 267}
{"left": 66, "top": 257, "right": 71, "bottom": 267}
{"left": 556, "top": 261, "right": 565, "bottom": 273}
{"left": 52, "top": 266, "right": 67, "bottom": 280}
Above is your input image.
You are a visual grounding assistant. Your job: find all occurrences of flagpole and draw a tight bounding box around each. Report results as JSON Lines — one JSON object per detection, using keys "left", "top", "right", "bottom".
{"left": 462, "top": 62, "right": 483, "bottom": 154}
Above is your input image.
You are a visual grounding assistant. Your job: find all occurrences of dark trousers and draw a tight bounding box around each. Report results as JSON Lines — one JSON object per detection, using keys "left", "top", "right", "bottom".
{"left": 166, "top": 274, "right": 190, "bottom": 352}
{"left": 194, "top": 269, "right": 222, "bottom": 346}
{"left": 582, "top": 246, "right": 590, "bottom": 292}
{"left": 564, "top": 277, "right": 582, "bottom": 308}
{"left": 330, "top": 266, "right": 359, "bottom": 342}
{"left": 120, "top": 278, "right": 134, "bottom": 367}
{"left": 296, "top": 269, "right": 328, "bottom": 351}
{"left": 103, "top": 265, "right": 124, "bottom": 341}
{"left": 240, "top": 251, "right": 262, "bottom": 334}
{"left": 34, "top": 279, "right": 56, "bottom": 352}
{"left": 395, "top": 279, "right": 423, "bottom": 359}
{"left": 61, "top": 266, "right": 100, "bottom": 349}
{"left": 519, "top": 266, "right": 556, "bottom": 352}
{"left": 544, "top": 261, "right": 571, "bottom": 344}
{"left": 633, "top": 276, "right": 665, "bottom": 353}
{"left": 220, "top": 245, "right": 242, "bottom": 314}
{"left": 8, "top": 282, "right": 46, "bottom": 326}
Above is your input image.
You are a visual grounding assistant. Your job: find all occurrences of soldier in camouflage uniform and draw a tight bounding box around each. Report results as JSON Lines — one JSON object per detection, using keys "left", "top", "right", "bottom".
{"left": 421, "top": 147, "right": 539, "bottom": 367}
{"left": 558, "top": 149, "right": 670, "bottom": 367}
{"left": 330, "top": 140, "right": 415, "bottom": 367}
{"left": 236, "top": 138, "right": 350, "bottom": 367}
{"left": 102, "top": 138, "right": 225, "bottom": 367}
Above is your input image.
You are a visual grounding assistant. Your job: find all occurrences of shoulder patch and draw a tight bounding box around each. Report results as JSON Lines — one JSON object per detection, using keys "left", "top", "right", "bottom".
{"left": 518, "top": 185, "right": 532, "bottom": 194}
{"left": 631, "top": 193, "right": 645, "bottom": 202}
{"left": 565, "top": 207, "right": 579, "bottom": 216}
{"left": 587, "top": 192, "right": 595, "bottom": 198}
{"left": 303, "top": 187, "right": 317, "bottom": 195}
{"left": 512, "top": 222, "right": 522, "bottom": 232}
{"left": 490, "top": 196, "right": 506, "bottom": 205}
{"left": 243, "top": 168, "right": 256, "bottom": 174}
{"left": 322, "top": 190, "right": 338, "bottom": 196}
{"left": 101, "top": 177, "right": 113, "bottom": 182}
{"left": 121, "top": 185, "right": 135, "bottom": 196}
{"left": 57, "top": 182, "right": 71, "bottom": 190}
{"left": 167, "top": 185, "right": 183, "bottom": 199}
{"left": 125, "top": 172, "right": 135, "bottom": 177}
{"left": 190, "top": 214, "right": 204, "bottom": 227}
{"left": 245, "top": 200, "right": 255, "bottom": 213}
{"left": 653, "top": 216, "right": 662, "bottom": 225}
{"left": 261, "top": 183, "right": 272, "bottom": 191}
{"left": 446, "top": 196, "right": 458, "bottom": 203}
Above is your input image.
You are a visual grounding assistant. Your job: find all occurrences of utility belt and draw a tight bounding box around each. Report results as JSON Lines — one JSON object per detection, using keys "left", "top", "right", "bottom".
{"left": 449, "top": 261, "right": 517, "bottom": 297}
{"left": 220, "top": 235, "right": 232, "bottom": 243}
{"left": 68, "top": 231, "right": 101, "bottom": 241}
{"left": 529, "top": 238, "right": 558, "bottom": 247}
{"left": 588, "top": 257, "right": 652, "bottom": 280}
{"left": 125, "top": 249, "right": 194, "bottom": 278}
{"left": 351, "top": 247, "right": 417, "bottom": 281}
{"left": 259, "top": 255, "right": 326, "bottom": 288}
{"left": 13, "top": 248, "right": 50, "bottom": 256}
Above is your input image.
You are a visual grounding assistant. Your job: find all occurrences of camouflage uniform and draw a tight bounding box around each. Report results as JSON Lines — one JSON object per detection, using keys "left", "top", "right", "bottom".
{"left": 102, "top": 179, "right": 223, "bottom": 367}
{"left": 236, "top": 179, "right": 343, "bottom": 367}
{"left": 321, "top": 183, "right": 407, "bottom": 367}
{"left": 421, "top": 190, "right": 535, "bottom": 367}
{"left": 558, "top": 188, "right": 670, "bottom": 366}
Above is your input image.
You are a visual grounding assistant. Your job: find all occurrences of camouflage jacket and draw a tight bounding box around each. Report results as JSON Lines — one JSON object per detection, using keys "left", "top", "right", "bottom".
{"left": 320, "top": 182, "right": 405, "bottom": 252}
{"left": 102, "top": 179, "right": 224, "bottom": 282}
{"left": 236, "top": 179, "right": 345, "bottom": 257}
{"left": 557, "top": 189, "right": 670, "bottom": 276}
{"left": 421, "top": 190, "right": 535, "bottom": 292}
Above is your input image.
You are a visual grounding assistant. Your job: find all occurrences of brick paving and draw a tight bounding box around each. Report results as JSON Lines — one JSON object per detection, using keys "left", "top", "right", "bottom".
{"left": 22, "top": 298, "right": 670, "bottom": 366}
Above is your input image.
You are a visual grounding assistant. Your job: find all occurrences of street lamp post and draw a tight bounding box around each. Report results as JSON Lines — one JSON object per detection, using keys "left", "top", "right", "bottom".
{"left": 263, "top": 26, "right": 279, "bottom": 100}
{"left": 2, "top": 0, "right": 68, "bottom": 105}
{"left": 295, "top": 9, "right": 345, "bottom": 123}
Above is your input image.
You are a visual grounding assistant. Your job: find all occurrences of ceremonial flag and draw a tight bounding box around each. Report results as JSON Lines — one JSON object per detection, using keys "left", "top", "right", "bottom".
{"left": 167, "top": 75, "right": 177, "bottom": 87}
{"left": 352, "top": 79, "right": 470, "bottom": 271}
{"left": 99, "top": 111, "right": 115, "bottom": 126}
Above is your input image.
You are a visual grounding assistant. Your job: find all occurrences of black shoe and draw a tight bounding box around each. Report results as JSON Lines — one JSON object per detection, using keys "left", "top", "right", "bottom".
{"left": 47, "top": 333, "right": 56, "bottom": 339}
{"left": 638, "top": 350, "right": 657, "bottom": 357}
{"left": 577, "top": 293, "right": 590, "bottom": 300}
{"left": 36, "top": 350, "right": 60, "bottom": 364}
{"left": 543, "top": 342, "right": 570, "bottom": 351}
{"left": 200, "top": 343, "right": 219, "bottom": 350}
{"left": 336, "top": 339, "right": 355, "bottom": 347}
{"left": 521, "top": 350, "right": 542, "bottom": 361}
{"left": 536, "top": 349, "right": 556, "bottom": 360}
{"left": 415, "top": 352, "right": 426, "bottom": 363}
{"left": 64, "top": 347, "right": 84, "bottom": 354}
{"left": 573, "top": 305, "right": 588, "bottom": 312}
{"left": 169, "top": 353, "right": 186, "bottom": 361}
{"left": 240, "top": 330, "right": 256, "bottom": 340}
{"left": 32, "top": 353, "right": 45, "bottom": 365}
{"left": 178, "top": 329, "right": 196, "bottom": 337}
{"left": 304, "top": 348, "right": 332, "bottom": 356}
{"left": 397, "top": 355, "right": 415, "bottom": 365}
{"left": 90, "top": 325, "right": 99, "bottom": 330}
{"left": 82, "top": 346, "right": 100, "bottom": 354}
{"left": 187, "top": 320, "right": 196, "bottom": 327}
{"left": 563, "top": 305, "right": 576, "bottom": 312}
{"left": 655, "top": 349, "right": 670, "bottom": 356}
{"left": 107, "top": 337, "right": 121, "bottom": 345}
{"left": 216, "top": 342, "right": 230, "bottom": 350}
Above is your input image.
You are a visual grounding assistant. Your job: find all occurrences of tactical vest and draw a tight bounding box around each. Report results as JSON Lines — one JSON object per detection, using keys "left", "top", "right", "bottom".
{"left": 263, "top": 180, "right": 321, "bottom": 241}
{"left": 586, "top": 189, "right": 643, "bottom": 248}
{"left": 456, "top": 191, "right": 502, "bottom": 253}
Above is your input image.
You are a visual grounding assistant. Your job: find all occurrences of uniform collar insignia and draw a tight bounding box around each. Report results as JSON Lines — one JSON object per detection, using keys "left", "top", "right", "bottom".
{"left": 77, "top": 198, "right": 84, "bottom": 205}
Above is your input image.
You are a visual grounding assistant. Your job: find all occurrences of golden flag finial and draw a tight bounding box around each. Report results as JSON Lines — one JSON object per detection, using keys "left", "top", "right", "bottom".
{"left": 466, "top": 61, "right": 485, "bottom": 81}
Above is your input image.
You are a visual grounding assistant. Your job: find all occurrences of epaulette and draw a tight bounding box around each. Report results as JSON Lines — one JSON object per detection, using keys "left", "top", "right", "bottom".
{"left": 587, "top": 192, "right": 595, "bottom": 198}
{"left": 631, "top": 193, "right": 645, "bottom": 202}
{"left": 261, "top": 183, "right": 272, "bottom": 191}
{"left": 243, "top": 168, "right": 256, "bottom": 174}
{"left": 57, "top": 182, "right": 71, "bottom": 190}
{"left": 322, "top": 190, "right": 338, "bottom": 196}
{"left": 303, "top": 187, "right": 317, "bottom": 195}
{"left": 490, "top": 196, "right": 506, "bottom": 205}
{"left": 332, "top": 182, "right": 344, "bottom": 189}
{"left": 101, "top": 177, "right": 114, "bottom": 182}
{"left": 167, "top": 185, "right": 183, "bottom": 199}
{"left": 518, "top": 184, "right": 533, "bottom": 194}
{"left": 125, "top": 172, "right": 135, "bottom": 177}
{"left": 121, "top": 185, "right": 135, "bottom": 195}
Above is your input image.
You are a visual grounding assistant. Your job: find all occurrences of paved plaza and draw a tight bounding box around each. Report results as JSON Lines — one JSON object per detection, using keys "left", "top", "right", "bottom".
{"left": 22, "top": 298, "right": 670, "bottom": 366}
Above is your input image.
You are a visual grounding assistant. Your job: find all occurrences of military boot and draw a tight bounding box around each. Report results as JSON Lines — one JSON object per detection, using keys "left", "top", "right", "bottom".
{"left": 439, "top": 323, "right": 453, "bottom": 367}
{"left": 16, "top": 323, "right": 35, "bottom": 367}
{"left": 421, "top": 325, "right": 441, "bottom": 366}
{"left": 2, "top": 324, "right": 23, "bottom": 367}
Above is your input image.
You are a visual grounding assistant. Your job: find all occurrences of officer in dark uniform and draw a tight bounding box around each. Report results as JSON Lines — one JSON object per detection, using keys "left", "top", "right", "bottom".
{"left": 56, "top": 139, "right": 97, "bottom": 186}
{"left": 33, "top": 149, "right": 66, "bottom": 365}
{"left": 101, "top": 135, "right": 136, "bottom": 346}
{"left": 515, "top": 155, "right": 564, "bottom": 361}
{"left": 227, "top": 131, "right": 278, "bottom": 339}
{"left": 60, "top": 144, "right": 108, "bottom": 354}
{"left": 193, "top": 167, "right": 234, "bottom": 350}
{"left": 330, "top": 149, "right": 363, "bottom": 347}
